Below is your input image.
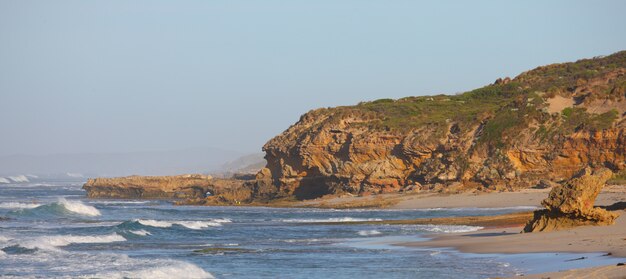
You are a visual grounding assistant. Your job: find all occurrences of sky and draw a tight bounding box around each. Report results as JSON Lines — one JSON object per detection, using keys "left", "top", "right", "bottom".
{"left": 1, "top": 0, "right": 625, "bottom": 157}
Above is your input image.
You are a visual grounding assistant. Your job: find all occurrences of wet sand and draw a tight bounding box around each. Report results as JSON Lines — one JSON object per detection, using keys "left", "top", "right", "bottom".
{"left": 294, "top": 185, "right": 625, "bottom": 210}
{"left": 395, "top": 185, "right": 626, "bottom": 278}
{"left": 295, "top": 185, "right": 626, "bottom": 277}
{"left": 515, "top": 264, "right": 626, "bottom": 279}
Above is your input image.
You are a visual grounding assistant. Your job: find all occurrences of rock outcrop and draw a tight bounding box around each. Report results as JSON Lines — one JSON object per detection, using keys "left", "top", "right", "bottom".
{"left": 259, "top": 51, "right": 626, "bottom": 200}
{"left": 83, "top": 174, "right": 215, "bottom": 199}
{"left": 82, "top": 174, "right": 258, "bottom": 203}
{"left": 82, "top": 51, "right": 626, "bottom": 204}
{"left": 523, "top": 168, "right": 618, "bottom": 232}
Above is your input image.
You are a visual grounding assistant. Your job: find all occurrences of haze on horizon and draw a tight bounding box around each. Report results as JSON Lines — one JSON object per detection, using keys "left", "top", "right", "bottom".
{"left": 1, "top": 0, "right": 625, "bottom": 175}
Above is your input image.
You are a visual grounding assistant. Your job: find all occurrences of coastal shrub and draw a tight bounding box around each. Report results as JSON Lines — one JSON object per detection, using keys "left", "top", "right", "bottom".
{"left": 608, "top": 170, "right": 626, "bottom": 185}
{"left": 480, "top": 110, "right": 523, "bottom": 146}
{"left": 561, "top": 107, "right": 617, "bottom": 131}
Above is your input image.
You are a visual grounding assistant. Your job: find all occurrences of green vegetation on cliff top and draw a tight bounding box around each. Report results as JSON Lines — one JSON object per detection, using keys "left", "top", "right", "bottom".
{"left": 326, "top": 51, "right": 625, "bottom": 146}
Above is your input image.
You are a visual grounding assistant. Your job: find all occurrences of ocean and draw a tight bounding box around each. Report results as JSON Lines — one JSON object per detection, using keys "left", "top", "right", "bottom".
{"left": 0, "top": 180, "right": 622, "bottom": 278}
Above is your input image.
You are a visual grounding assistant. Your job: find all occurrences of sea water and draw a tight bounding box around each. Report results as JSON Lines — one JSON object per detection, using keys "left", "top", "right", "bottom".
{"left": 0, "top": 181, "right": 622, "bottom": 278}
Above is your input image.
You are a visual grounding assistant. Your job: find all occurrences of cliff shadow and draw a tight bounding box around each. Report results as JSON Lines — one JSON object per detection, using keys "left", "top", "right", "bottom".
{"left": 293, "top": 178, "right": 331, "bottom": 200}
{"left": 600, "top": 202, "right": 626, "bottom": 211}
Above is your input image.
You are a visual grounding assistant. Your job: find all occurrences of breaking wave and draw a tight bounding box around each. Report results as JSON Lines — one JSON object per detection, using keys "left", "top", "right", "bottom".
{"left": 89, "top": 262, "right": 214, "bottom": 279}
{"left": 66, "top": 172, "right": 84, "bottom": 178}
{"left": 129, "top": 230, "right": 151, "bottom": 236}
{"left": 411, "top": 224, "right": 483, "bottom": 233}
{"left": 134, "top": 218, "right": 231, "bottom": 230}
{"left": 8, "top": 175, "right": 29, "bottom": 183}
{"left": 58, "top": 199, "right": 101, "bottom": 216}
{"left": 88, "top": 200, "right": 150, "bottom": 205}
{"left": 10, "top": 199, "right": 101, "bottom": 217}
{"left": 4, "top": 233, "right": 126, "bottom": 251}
{"left": 280, "top": 217, "right": 383, "bottom": 223}
{"left": 0, "top": 177, "right": 10, "bottom": 184}
{"left": 0, "top": 202, "right": 42, "bottom": 209}
{"left": 357, "top": 230, "right": 382, "bottom": 236}
{"left": 1, "top": 243, "right": 213, "bottom": 279}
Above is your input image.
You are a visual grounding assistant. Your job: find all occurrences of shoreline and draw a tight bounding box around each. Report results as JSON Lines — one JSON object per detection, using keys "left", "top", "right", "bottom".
{"left": 290, "top": 184, "right": 626, "bottom": 210}
{"left": 397, "top": 220, "right": 626, "bottom": 278}
{"left": 317, "top": 185, "right": 626, "bottom": 278}
{"left": 82, "top": 184, "right": 626, "bottom": 277}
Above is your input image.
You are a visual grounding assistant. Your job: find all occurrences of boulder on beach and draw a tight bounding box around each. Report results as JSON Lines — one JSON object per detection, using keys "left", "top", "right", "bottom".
{"left": 523, "top": 167, "right": 618, "bottom": 233}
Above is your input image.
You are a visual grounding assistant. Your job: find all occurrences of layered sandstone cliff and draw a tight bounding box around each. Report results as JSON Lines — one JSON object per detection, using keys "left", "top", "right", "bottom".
{"left": 259, "top": 51, "right": 626, "bottom": 200}
{"left": 82, "top": 52, "right": 626, "bottom": 204}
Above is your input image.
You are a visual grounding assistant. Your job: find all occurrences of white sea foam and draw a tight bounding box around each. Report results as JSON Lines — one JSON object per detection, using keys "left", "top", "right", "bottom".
{"left": 416, "top": 206, "right": 540, "bottom": 212}
{"left": 412, "top": 224, "right": 483, "bottom": 233}
{"left": 89, "top": 200, "right": 150, "bottom": 205}
{"left": 280, "top": 217, "right": 383, "bottom": 223}
{"left": 0, "top": 202, "right": 42, "bottom": 209}
{"left": 18, "top": 233, "right": 126, "bottom": 250}
{"left": 59, "top": 198, "right": 101, "bottom": 216}
{"left": 177, "top": 221, "right": 223, "bottom": 230}
{"left": 129, "top": 230, "right": 151, "bottom": 236}
{"left": 66, "top": 172, "right": 84, "bottom": 178}
{"left": 88, "top": 261, "right": 214, "bottom": 279}
{"left": 136, "top": 219, "right": 226, "bottom": 230}
{"left": 283, "top": 238, "right": 323, "bottom": 243}
{"left": 357, "top": 230, "right": 382, "bottom": 236}
{"left": 0, "top": 245, "right": 212, "bottom": 278}
{"left": 136, "top": 219, "right": 172, "bottom": 228}
{"left": 8, "top": 175, "right": 29, "bottom": 183}
{"left": 29, "top": 183, "right": 57, "bottom": 187}
{"left": 0, "top": 177, "right": 10, "bottom": 184}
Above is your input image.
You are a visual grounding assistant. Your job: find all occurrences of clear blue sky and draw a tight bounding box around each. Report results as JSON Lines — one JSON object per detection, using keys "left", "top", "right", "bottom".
{"left": 1, "top": 0, "right": 625, "bottom": 156}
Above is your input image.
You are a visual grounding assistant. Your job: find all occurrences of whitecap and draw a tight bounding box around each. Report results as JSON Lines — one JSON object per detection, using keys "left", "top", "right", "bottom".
{"left": 136, "top": 219, "right": 172, "bottom": 228}
{"left": 17, "top": 233, "right": 126, "bottom": 251}
{"left": 59, "top": 198, "right": 101, "bottom": 216}
{"left": 129, "top": 230, "right": 151, "bottom": 236}
{"left": 176, "top": 221, "right": 223, "bottom": 230}
{"left": 211, "top": 218, "right": 232, "bottom": 223}
{"left": 89, "top": 200, "right": 150, "bottom": 205}
{"left": 136, "top": 219, "right": 223, "bottom": 230}
{"left": 411, "top": 224, "right": 483, "bottom": 233}
{"left": 0, "top": 202, "right": 42, "bottom": 209}
{"left": 280, "top": 217, "right": 382, "bottom": 223}
{"left": 87, "top": 261, "right": 214, "bottom": 279}
{"left": 283, "top": 238, "right": 323, "bottom": 243}
{"left": 0, "top": 246, "right": 213, "bottom": 278}
{"left": 0, "top": 177, "right": 10, "bottom": 184}
{"left": 357, "top": 230, "right": 382, "bottom": 236}
{"left": 8, "top": 175, "right": 29, "bottom": 183}
{"left": 66, "top": 172, "right": 84, "bottom": 178}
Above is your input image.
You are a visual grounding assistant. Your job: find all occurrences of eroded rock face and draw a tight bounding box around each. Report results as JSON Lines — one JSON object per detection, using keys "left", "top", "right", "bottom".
{"left": 259, "top": 51, "right": 626, "bottom": 200}
{"left": 83, "top": 174, "right": 216, "bottom": 199}
{"left": 523, "top": 168, "right": 618, "bottom": 232}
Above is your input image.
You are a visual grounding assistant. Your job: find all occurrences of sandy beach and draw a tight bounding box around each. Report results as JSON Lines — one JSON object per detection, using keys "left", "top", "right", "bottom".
{"left": 296, "top": 185, "right": 626, "bottom": 277}
{"left": 294, "top": 185, "right": 625, "bottom": 210}
{"left": 389, "top": 185, "right": 626, "bottom": 278}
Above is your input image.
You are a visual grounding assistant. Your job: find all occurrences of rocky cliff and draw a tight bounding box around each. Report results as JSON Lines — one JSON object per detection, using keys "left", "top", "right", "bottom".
{"left": 81, "top": 52, "right": 626, "bottom": 204}
{"left": 259, "top": 51, "right": 626, "bottom": 200}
